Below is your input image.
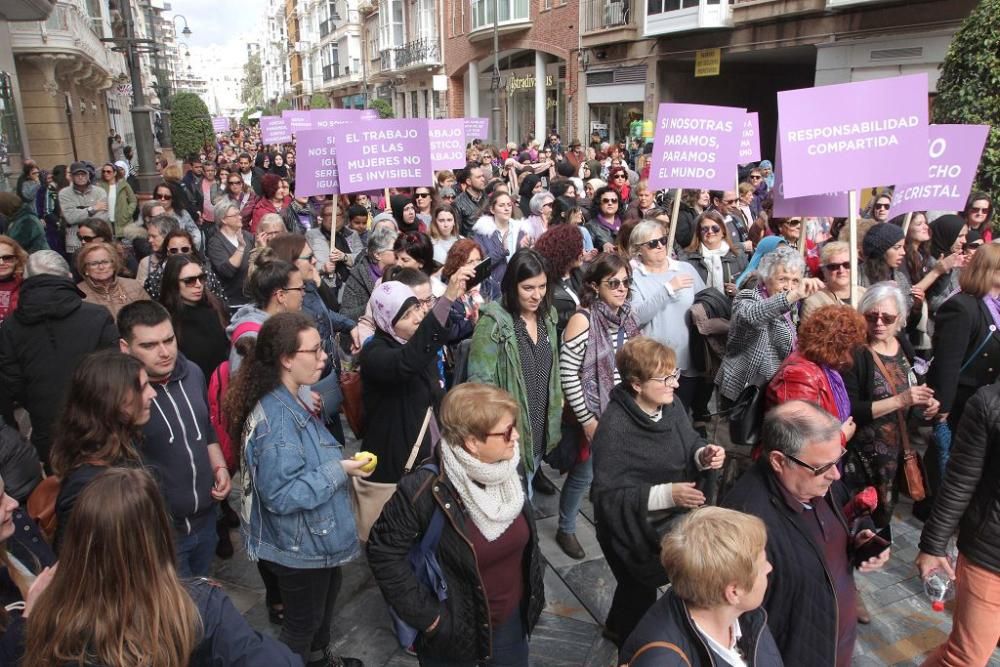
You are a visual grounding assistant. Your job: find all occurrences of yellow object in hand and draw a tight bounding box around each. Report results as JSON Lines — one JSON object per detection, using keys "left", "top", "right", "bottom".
{"left": 353, "top": 451, "right": 378, "bottom": 473}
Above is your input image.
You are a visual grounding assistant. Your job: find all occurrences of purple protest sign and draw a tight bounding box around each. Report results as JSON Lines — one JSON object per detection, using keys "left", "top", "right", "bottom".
{"left": 332, "top": 119, "right": 433, "bottom": 192}
{"left": 282, "top": 110, "right": 313, "bottom": 133}
{"left": 293, "top": 129, "right": 339, "bottom": 197}
{"left": 464, "top": 117, "right": 489, "bottom": 141}
{"left": 310, "top": 109, "right": 371, "bottom": 129}
{"left": 740, "top": 113, "right": 760, "bottom": 163}
{"left": 429, "top": 119, "right": 467, "bottom": 170}
{"left": 648, "top": 103, "right": 745, "bottom": 191}
{"left": 261, "top": 118, "right": 292, "bottom": 144}
{"left": 890, "top": 124, "right": 990, "bottom": 216}
{"left": 777, "top": 73, "right": 929, "bottom": 198}
{"left": 361, "top": 109, "right": 379, "bottom": 121}
{"left": 212, "top": 116, "right": 229, "bottom": 132}
{"left": 772, "top": 132, "right": 849, "bottom": 217}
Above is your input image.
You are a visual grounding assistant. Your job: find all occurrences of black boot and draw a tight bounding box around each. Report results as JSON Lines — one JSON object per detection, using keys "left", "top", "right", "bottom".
{"left": 215, "top": 519, "right": 234, "bottom": 559}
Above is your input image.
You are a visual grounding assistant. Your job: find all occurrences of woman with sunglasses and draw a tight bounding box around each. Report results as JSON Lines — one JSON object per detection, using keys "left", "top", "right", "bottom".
{"left": 412, "top": 186, "right": 436, "bottom": 228}
{"left": 586, "top": 186, "right": 624, "bottom": 254}
{"left": 145, "top": 229, "right": 227, "bottom": 303}
{"left": 555, "top": 253, "right": 639, "bottom": 560}
{"left": 870, "top": 192, "right": 893, "bottom": 223}
{"left": 679, "top": 211, "right": 747, "bottom": 300}
{"left": 961, "top": 191, "right": 993, "bottom": 243}
{"left": 152, "top": 182, "right": 203, "bottom": 252}
{"left": 206, "top": 200, "right": 254, "bottom": 307}
{"left": 843, "top": 283, "right": 939, "bottom": 528}
{"left": 802, "top": 241, "right": 866, "bottom": 320}
{"left": 158, "top": 254, "right": 230, "bottom": 380}
{"left": 591, "top": 336, "right": 725, "bottom": 647}
{"left": 629, "top": 220, "right": 705, "bottom": 408}
{"left": 607, "top": 165, "right": 634, "bottom": 212}
{"left": 0, "top": 235, "right": 27, "bottom": 324}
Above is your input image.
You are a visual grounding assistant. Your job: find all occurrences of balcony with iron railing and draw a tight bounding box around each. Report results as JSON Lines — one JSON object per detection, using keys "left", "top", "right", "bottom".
{"left": 322, "top": 60, "right": 363, "bottom": 87}
{"left": 469, "top": 0, "right": 530, "bottom": 41}
{"left": 393, "top": 37, "right": 440, "bottom": 70}
{"left": 643, "top": 0, "right": 733, "bottom": 37}
{"left": 581, "top": 0, "right": 638, "bottom": 46}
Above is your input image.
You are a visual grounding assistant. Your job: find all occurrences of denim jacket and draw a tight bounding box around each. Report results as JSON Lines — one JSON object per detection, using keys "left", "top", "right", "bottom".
{"left": 240, "top": 385, "right": 360, "bottom": 569}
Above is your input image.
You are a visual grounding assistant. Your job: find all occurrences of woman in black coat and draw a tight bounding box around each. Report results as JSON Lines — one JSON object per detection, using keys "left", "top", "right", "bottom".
{"left": 158, "top": 254, "right": 230, "bottom": 379}
{"left": 367, "top": 384, "right": 545, "bottom": 666}
{"left": 678, "top": 210, "right": 747, "bottom": 299}
{"left": 591, "top": 337, "right": 725, "bottom": 647}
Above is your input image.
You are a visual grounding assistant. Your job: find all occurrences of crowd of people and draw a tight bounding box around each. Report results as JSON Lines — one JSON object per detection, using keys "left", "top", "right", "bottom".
{"left": 0, "top": 122, "right": 997, "bottom": 667}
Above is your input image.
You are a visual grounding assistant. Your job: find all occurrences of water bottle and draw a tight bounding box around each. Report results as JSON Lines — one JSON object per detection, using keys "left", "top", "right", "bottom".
{"left": 923, "top": 538, "right": 958, "bottom": 612}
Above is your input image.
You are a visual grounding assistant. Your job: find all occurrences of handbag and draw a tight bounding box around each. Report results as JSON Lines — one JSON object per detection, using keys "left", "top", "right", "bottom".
{"left": 339, "top": 369, "right": 365, "bottom": 438}
{"left": 352, "top": 407, "right": 432, "bottom": 543}
{"left": 728, "top": 381, "right": 765, "bottom": 446}
{"left": 27, "top": 475, "right": 61, "bottom": 543}
{"left": 869, "top": 348, "right": 926, "bottom": 502}
{"left": 388, "top": 463, "right": 449, "bottom": 648}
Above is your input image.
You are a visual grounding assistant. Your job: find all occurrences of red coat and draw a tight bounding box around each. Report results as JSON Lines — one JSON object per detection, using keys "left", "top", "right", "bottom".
{"left": 765, "top": 350, "right": 839, "bottom": 419}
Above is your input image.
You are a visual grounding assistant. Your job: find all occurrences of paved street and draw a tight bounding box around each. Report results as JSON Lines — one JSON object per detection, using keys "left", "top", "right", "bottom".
{"left": 213, "top": 418, "right": 1000, "bottom": 666}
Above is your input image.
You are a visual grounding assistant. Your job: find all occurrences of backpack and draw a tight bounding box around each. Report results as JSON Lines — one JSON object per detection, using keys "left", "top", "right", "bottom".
{"left": 208, "top": 321, "right": 262, "bottom": 470}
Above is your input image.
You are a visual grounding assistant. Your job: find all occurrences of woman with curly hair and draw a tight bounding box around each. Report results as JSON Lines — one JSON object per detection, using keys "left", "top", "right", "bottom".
{"left": 533, "top": 223, "right": 584, "bottom": 336}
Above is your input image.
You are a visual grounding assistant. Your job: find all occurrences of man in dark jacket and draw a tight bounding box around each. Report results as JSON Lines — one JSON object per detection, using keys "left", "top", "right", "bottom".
{"left": 453, "top": 164, "right": 487, "bottom": 237}
{"left": 722, "top": 401, "right": 889, "bottom": 667}
{"left": 917, "top": 381, "right": 1000, "bottom": 665}
{"left": 0, "top": 252, "right": 118, "bottom": 468}
{"left": 117, "top": 301, "right": 231, "bottom": 576}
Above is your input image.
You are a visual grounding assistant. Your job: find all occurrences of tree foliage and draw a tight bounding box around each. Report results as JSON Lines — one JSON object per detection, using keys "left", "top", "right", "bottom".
{"left": 170, "top": 92, "right": 213, "bottom": 159}
{"left": 276, "top": 99, "right": 291, "bottom": 113}
{"left": 370, "top": 98, "right": 394, "bottom": 119}
{"left": 241, "top": 52, "right": 263, "bottom": 109}
{"left": 310, "top": 93, "right": 330, "bottom": 109}
{"left": 933, "top": 0, "right": 1000, "bottom": 205}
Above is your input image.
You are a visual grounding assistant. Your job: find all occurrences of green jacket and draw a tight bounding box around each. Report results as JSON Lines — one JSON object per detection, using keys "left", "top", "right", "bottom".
{"left": 468, "top": 301, "right": 564, "bottom": 472}
{"left": 99, "top": 179, "right": 137, "bottom": 236}
{"left": 6, "top": 203, "right": 48, "bottom": 254}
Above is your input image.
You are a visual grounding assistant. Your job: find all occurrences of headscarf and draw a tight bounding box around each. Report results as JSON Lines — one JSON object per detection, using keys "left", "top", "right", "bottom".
{"left": 583, "top": 160, "right": 602, "bottom": 180}
{"left": 735, "top": 235, "right": 787, "bottom": 289}
{"left": 369, "top": 281, "right": 418, "bottom": 345}
{"left": 390, "top": 194, "right": 414, "bottom": 228}
{"left": 580, "top": 300, "right": 641, "bottom": 416}
{"left": 269, "top": 153, "right": 288, "bottom": 178}
{"left": 759, "top": 160, "right": 775, "bottom": 189}
{"left": 929, "top": 214, "right": 966, "bottom": 259}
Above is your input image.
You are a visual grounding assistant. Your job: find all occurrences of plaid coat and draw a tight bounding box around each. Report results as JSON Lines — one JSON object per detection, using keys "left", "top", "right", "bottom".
{"left": 715, "top": 286, "right": 796, "bottom": 401}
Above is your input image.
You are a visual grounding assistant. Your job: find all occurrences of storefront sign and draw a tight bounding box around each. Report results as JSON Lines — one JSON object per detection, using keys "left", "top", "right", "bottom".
{"left": 649, "top": 102, "right": 745, "bottom": 191}
{"left": 506, "top": 73, "right": 555, "bottom": 92}
{"left": 261, "top": 117, "right": 293, "bottom": 144}
{"left": 777, "top": 73, "right": 929, "bottom": 198}
{"left": 429, "top": 119, "right": 467, "bottom": 170}
{"left": 772, "top": 134, "right": 848, "bottom": 217}
{"left": 333, "top": 119, "right": 433, "bottom": 192}
{"left": 740, "top": 112, "right": 760, "bottom": 163}
{"left": 464, "top": 117, "right": 490, "bottom": 140}
{"left": 212, "top": 117, "right": 229, "bottom": 132}
{"left": 294, "top": 129, "right": 339, "bottom": 197}
{"left": 890, "top": 124, "right": 990, "bottom": 216}
{"left": 695, "top": 49, "right": 721, "bottom": 78}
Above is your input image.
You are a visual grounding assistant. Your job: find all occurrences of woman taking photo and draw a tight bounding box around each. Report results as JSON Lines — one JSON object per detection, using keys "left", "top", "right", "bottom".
{"left": 75, "top": 241, "right": 149, "bottom": 319}
{"left": 586, "top": 186, "right": 623, "bottom": 253}
{"left": 206, "top": 199, "right": 254, "bottom": 307}
{"left": 591, "top": 337, "right": 725, "bottom": 646}
{"left": 679, "top": 211, "right": 747, "bottom": 299}
{"left": 472, "top": 190, "right": 529, "bottom": 302}
{"left": 158, "top": 254, "right": 230, "bottom": 379}
{"left": 24, "top": 467, "right": 299, "bottom": 666}
{"left": 629, "top": 220, "right": 705, "bottom": 409}
{"left": 225, "top": 312, "right": 368, "bottom": 667}
{"left": 340, "top": 226, "right": 398, "bottom": 322}
{"left": 557, "top": 253, "right": 639, "bottom": 560}
{"left": 430, "top": 204, "right": 461, "bottom": 264}
{"left": 469, "top": 249, "right": 564, "bottom": 496}
{"left": 367, "top": 383, "right": 545, "bottom": 666}
{"left": 49, "top": 350, "right": 156, "bottom": 550}
{"left": 843, "top": 283, "right": 939, "bottom": 528}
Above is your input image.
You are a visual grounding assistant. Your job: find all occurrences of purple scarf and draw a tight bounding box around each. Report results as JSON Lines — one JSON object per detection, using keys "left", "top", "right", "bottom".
{"left": 368, "top": 257, "right": 384, "bottom": 282}
{"left": 580, "top": 301, "right": 641, "bottom": 416}
{"left": 984, "top": 295, "right": 1000, "bottom": 330}
{"left": 822, "top": 365, "right": 852, "bottom": 422}
{"left": 597, "top": 214, "right": 621, "bottom": 234}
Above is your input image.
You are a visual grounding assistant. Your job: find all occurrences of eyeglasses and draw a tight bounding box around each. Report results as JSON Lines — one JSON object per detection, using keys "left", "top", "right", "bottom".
{"left": 970, "top": 206, "right": 990, "bottom": 214}
{"left": 602, "top": 277, "right": 631, "bottom": 290}
{"left": 78, "top": 234, "right": 98, "bottom": 243}
{"left": 297, "top": 253, "right": 315, "bottom": 262}
{"left": 784, "top": 449, "right": 846, "bottom": 476}
{"left": 179, "top": 274, "right": 206, "bottom": 286}
{"left": 282, "top": 285, "right": 306, "bottom": 293}
{"left": 824, "top": 261, "right": 851, "bottom": 272}
{"left": 640, "top": 235, "right": 670, "bottom": 250}
{"left": 784, "top": 220, "right": 802, "bottom": 228}
{"left": 864, "top": 311, "right": 898, "bottom": 325}
{"left": 155, "top": 193, "right": 173, "bottom": 201}
{"left": 749, "top": 174, "right": 762, "bottom": 180}
{"left": 613, "top": 174, "right": 627, "bottom": 180}
{"left": 414, "top": 192, "right": 431, "bottom": 199}
{"left": 295, "top": 345, "right": 324, "bottom": 359}
{"left": 873, "top": 203, "right": 891, "bottom": 211}
{"left": 85, "top": 259, "right": 112, "bottom": 268}
{"left": 601, "top": 197, "right": 619, "bottom": 205}
{"left": 442, "top": 194, "right": 455, "bottom": 200}
{"left": 699, "top": 225, "right": 721, "bottom": 236}
{"left": 648, "top": 369, "right": 681, "bottom": 387}
{"left": 0, "top": 254, "right": 17, "bottom": 264}
{"left": 228, "top": 180, "right": 243, "bottom": 185}
{"left": 167, "top": 246, "right": 192, "bottom": 255}
{"left": 485, "top": 423, "right": 516, "bottom": 442}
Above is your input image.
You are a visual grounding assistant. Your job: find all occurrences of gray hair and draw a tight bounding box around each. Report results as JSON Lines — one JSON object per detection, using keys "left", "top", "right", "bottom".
{"left": 258, "top": 213, "right": 286, "bottom": 232}
{"left": 629, "top": 220, "right": 667, "bottom": 256}
{"left": 758, "top": 245, "right": 806, "bottom": 280}
{"left": 368, "top": 226, "right": 398, "bottom": 256}
{"left": 858, "top": 281, "right": 906, "bottom": 320}
{"left": 213, "top": 198, "right": 239, "bottom": 225}
{"left": 25, "top": 250, "right": 71, "bottom": 278}
{"left": 762, "top": 400, "right": 842, "bottom": 457}
{"left": 145, "top": 213, "right": 179, "bottom": 237}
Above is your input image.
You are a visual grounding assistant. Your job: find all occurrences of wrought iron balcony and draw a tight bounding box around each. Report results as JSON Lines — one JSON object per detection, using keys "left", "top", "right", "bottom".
{"left": 393, "top": 37, "right": 440, "bottom": 70}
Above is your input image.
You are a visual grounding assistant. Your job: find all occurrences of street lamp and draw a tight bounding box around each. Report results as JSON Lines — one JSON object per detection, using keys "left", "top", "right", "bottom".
{"left": 172, "top": 14, "right": 192, "bottom": 37}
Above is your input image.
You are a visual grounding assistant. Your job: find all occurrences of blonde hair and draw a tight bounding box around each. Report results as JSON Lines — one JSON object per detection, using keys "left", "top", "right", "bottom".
{"left": 616, "top": 336, "right": 676, "bottom": 394}
{"left": 75, "top": 241, "right": 123, "bottom": 278}
{"left": 820, "top": 241, "right": 850, "bottom": 264}
{"left": 660, "top": 506, "right": 767, "bottom": 608}
{"left": 959, "top": 242, "right": 1000, "bottom": 298}
{"left": 440, "top": 383, "right": 519, "bottom": 448}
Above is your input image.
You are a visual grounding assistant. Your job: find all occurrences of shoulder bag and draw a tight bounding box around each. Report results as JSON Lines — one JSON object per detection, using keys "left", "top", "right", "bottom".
{"left": 729, "top": 380, "right": 765, "bottom": 447}
{"left": 628, "top": 641, "right": 692, "bottom": 666}
{"left": 352, "top": 407, "right": 432, "bottom": 542}
{"left": 869, "top": 348, "right": 926, "bottom": 501}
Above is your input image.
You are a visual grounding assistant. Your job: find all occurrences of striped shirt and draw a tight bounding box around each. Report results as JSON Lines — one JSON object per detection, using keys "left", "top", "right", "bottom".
{"left": 559, "top": 323, "right": 626, "bottom": 426}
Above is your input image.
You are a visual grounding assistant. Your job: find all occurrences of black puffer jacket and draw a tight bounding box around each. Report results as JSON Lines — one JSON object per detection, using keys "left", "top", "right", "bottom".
{"left": 621, "top": 588, "right": 784, "bottom": 666}
{"left": 919, "top": 382, "right": 1000, "bottom": 574}
{"left": 367, "top": 460, "right": 545, "bottom": 663}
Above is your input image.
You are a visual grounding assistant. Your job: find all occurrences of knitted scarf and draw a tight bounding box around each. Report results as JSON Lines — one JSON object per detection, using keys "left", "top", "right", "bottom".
{"left": 580, "top": 301, "right": 641, "bottom": 416}
{"left": 439, "top": 439, "right": 524, "bottom": 542}
{"left": 700, "top": 241, "right": 731, "bottom": 291}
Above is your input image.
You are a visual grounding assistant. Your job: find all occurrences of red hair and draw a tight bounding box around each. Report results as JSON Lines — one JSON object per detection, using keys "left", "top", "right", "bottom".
{"left": 797, "top": 305, "right": 867, "bottom": 370}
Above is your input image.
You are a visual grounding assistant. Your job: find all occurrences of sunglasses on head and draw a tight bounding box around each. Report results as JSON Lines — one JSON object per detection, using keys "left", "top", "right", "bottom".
{"left": 601, "top": 277, "right": 631, "bottom": 290}
{"left": 824, "top": 261, "right": 850, "bottom": 272}
{"left": 699, "top": 224, "right": 721, "bottom": 235}
{"left": 601, "top": 197, "right": 619, "bottom": 205}
{"left": 641, "top": 235, "right": 670, "bottom": 250}
{"left": 168, "top": 246, "right": 192, "bottom": 255}
{"left": 179, "top": 273, "right": 206, "bottom": 286}
{"left": 864, "top": 311, "right": 898, "bottom": 325}
{"left": 784, "top": 449, "right": 846, "bottom": 476}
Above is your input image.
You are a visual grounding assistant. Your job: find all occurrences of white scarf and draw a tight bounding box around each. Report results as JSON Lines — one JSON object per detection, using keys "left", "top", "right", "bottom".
{"left": 700, "top": 241, "right": 731, "bottom": 290}
{"left": 439, "top": 438, "right": 524, "bottom": 542}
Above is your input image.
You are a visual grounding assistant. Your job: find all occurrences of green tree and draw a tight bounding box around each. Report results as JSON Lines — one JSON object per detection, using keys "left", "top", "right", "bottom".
{"left": 934, "top": 0, "right": 1000, "bottom": 207}
{"left": 170, "top": 92, "right": 213, "bottom": 159}
{"left": 370, "top": 98, "right": 394, "bottom": 119}
{"left": 276, "top": 99, "right": 291, "bottom": 113}
{"left": 310, "top": 93, "right": 330, "bottom": 109}
{"left": 241, "top": 52, "right": 263, "bottom": 109}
